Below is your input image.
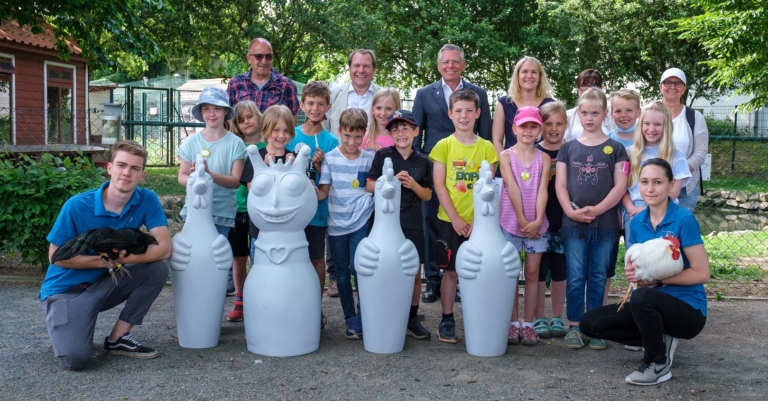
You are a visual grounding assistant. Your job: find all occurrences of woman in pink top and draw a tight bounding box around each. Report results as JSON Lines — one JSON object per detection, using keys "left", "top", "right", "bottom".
{"left": 498, "top": 106, "right": 551, "bottom": 346}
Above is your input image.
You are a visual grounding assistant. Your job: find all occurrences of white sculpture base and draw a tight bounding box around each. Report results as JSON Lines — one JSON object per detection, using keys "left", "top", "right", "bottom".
{"left": 357, "top": 246, "right": 413, "bottom": 354}
{"left": 170, "top": 233, "right": 231, "bottom": 349}
{"left": 244, "top": 243, "right": 321, "bottom": 357}
{"left": 458, "top": 267, "right": 516, "bottom": 357}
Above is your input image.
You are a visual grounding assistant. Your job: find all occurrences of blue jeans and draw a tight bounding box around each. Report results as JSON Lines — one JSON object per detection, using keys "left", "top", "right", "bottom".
{"left": 328, "top": 222, "right": 371, "bottom": 320}
{"left": 564, "top": 237, "right": 612, "bottom": 323}
{"left": 677, "top": 183, "right": 699, "bottom": 212}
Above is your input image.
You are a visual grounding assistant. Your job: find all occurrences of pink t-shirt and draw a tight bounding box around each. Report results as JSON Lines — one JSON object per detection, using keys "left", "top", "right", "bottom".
{"left": 361, "top": 132, "right": 394, "bottom": 154}
{"left": 499, "top": 149, "right": 549, "bottom": 237}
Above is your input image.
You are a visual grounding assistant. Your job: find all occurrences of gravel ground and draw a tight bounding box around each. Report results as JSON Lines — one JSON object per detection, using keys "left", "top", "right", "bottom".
{"left": 1, "top": 281, "right": 766, "bottom": 400}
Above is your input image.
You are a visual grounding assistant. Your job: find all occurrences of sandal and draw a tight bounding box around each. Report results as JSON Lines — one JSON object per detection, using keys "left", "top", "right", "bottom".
{"left": 533, "top": 318, "right": 550, "bottom": 338}
{"left": 549, "top": 317, "right": 567, "bottom": 337}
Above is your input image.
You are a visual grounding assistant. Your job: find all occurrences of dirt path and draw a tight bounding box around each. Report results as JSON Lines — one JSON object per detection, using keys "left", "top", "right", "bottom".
{"left": 1, "top": 282, "right": 766, "bottom": 400}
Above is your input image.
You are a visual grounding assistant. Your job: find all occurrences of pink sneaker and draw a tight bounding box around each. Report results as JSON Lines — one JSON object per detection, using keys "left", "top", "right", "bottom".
{"left": 521, "top": 326, "right": 538, "bottom": 346}
{"left": 508, "top": 324, "right": 521, "bottom": 345}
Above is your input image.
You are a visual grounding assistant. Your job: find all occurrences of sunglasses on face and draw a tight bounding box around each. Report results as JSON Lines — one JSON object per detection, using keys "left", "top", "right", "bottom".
{"left": 578, "top": 83, "right": 601, "bottom": 90}
{"left": 248, "top": 53, "right": 274, "bottom": 61}
{"left": 661, "top": 81, "right": 685, "bottom": 88}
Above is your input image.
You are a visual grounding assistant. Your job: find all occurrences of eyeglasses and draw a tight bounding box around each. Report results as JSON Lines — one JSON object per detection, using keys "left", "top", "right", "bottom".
{"left": 578, "top": 83, "right": 601, "bottom": 90}
{"left": 661, "top": 80, "right": 685, "bottom": 88}
{"left": 248, "top": 53, "right": 274, "bottom": 61}
{"left": 440, "top": 59, "right": 463, "bottom": 66}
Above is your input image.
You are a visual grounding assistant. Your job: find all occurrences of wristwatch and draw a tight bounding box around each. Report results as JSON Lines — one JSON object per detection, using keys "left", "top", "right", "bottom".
{"left": 656, "top": 279, "right": 663, "bottom": 287}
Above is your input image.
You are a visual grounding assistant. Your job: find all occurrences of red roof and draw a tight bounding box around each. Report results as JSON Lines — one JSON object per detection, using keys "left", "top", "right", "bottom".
{"left": 0, "top": 20, "right": 82, "bottom": 54}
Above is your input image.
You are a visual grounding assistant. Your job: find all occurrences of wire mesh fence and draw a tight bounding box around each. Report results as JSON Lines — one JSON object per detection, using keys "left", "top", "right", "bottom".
{"left": 2, "top": 96, "right": 768, "bottom": 297}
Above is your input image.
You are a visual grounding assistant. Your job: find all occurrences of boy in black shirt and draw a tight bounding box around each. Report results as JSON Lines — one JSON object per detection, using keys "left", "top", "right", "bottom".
{"left": 366, "top": 110, "right": 433, "bottom": 339}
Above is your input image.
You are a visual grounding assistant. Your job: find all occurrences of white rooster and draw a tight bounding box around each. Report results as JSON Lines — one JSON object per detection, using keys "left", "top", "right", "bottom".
{"left": 617, "top": 235, "right": 684, "bottom": 311}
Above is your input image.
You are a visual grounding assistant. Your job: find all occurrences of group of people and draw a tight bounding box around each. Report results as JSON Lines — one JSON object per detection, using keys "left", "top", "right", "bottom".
{"left": 39, "top": 38, "right": 711, "bottom": 387}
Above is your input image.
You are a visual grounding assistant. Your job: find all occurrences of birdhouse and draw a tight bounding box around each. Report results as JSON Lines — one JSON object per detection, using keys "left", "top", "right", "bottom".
{"left": 101, "top": 102, "right": 123, "bottom": 144}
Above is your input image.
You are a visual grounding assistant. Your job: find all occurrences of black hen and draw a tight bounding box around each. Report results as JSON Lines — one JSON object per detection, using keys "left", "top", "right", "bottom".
{"left": 51, "top": 228, "right": 158, "bottom": 283}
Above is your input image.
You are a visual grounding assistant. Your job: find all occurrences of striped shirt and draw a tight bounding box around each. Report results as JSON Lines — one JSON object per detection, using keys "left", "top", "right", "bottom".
{"left": 319, "top": 149, "right": 374, "bottom": 236}
{"left": 499, "top": 149, "right": 549, "bottom": 237}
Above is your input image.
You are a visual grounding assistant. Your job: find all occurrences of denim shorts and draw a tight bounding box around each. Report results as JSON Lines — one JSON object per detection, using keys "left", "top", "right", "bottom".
{"left": 501, "top": 228, "right": 550, "bottom": 253}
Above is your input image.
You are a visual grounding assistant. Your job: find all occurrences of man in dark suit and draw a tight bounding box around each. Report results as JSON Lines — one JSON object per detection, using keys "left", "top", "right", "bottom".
{"left": 412, "top": 44, "right": 492, "bottom": 303}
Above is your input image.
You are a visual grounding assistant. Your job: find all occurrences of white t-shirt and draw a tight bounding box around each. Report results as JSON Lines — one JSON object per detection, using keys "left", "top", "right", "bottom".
{"left": 566, "top": 107, "right": 614, "bottom": 141}
{"left": 627, "top": 145, "right": 691, "bottom": 203}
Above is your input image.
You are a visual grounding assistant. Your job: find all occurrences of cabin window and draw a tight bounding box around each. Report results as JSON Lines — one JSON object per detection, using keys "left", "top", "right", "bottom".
{"left": 47, "top": 65, "right": 74, "bottom": 143}
{"left": 0, "top": 57, "right": 13, "bottom": 143}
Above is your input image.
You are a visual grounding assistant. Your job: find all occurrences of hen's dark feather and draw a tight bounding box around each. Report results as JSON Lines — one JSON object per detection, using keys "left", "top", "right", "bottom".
{"left": 51, "top": 228, "right": 158, "bottom": 264}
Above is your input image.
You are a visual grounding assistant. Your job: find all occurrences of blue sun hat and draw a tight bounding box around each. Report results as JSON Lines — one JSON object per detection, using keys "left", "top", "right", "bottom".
{"left": 191, "top": 87, "right": 235, "bottom": 122}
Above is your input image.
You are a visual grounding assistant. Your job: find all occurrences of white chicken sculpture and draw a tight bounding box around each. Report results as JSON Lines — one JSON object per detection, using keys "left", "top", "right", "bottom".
{"left": 456, "top": 161, "right": 521, "bottom": 357}
{"left": 169, "top": 154, "right": 233, "bottom": 348}
{"left": 617, "top": 235, "right": 684, "bottom": 311}
{"left": 355, "top": 157, "right": 420, "bottom": 354}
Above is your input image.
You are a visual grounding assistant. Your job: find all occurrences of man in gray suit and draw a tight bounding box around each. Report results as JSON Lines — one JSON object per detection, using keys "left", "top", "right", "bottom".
{"left": 323, "top": 49, "right": 381, "bottom": 136}
{"left": 412, "top": 43, "right": 492, "bottom": 303}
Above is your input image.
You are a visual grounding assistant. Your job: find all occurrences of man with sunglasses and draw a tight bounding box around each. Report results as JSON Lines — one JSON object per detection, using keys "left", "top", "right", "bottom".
{"left": 227, "top": 38, "right": 300, "bottom": 123}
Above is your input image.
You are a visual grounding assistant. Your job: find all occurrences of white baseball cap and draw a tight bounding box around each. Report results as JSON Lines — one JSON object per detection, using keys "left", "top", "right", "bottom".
{"left": 660, "top": 68, "right": 686, "bottom": 85}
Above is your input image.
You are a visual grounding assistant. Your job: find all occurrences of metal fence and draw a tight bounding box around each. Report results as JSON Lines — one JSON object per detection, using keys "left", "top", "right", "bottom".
{"left": 3, "top": 99, "right": 768, "bottom": 297}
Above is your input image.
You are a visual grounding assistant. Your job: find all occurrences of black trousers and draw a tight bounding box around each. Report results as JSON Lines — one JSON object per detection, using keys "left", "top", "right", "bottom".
{"left": 422, "top": 195, "right": 442, "bottom": 286}
{"left": 580, "top": 287, "right": 706, "bottom": 364}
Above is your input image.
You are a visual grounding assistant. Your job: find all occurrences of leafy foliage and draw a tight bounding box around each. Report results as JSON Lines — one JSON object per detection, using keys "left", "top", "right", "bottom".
{"left": 0, "top": 153, "right": 105, "bottom": 268}
{"left": 1, "top": 0, "right": 169, "bottom": 70}
{"left": 675, "top": 0, "right": 767, "bottom": 110}
{"left": 538, "top": 0, "right": 727, "bottom": 105}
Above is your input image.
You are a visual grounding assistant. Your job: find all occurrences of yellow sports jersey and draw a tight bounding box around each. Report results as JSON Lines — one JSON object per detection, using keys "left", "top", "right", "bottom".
{"left": 429, "top": 135, "right": 498, "bottom": 223}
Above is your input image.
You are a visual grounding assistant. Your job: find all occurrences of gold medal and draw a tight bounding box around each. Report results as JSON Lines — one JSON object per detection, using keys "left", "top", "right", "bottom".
{"left": 351, "top": 179, "right": 360, "bottom": 189}
{"left": 201, "top": 148, "right": 211, "bottom": 158}
{"left": 521, "top": 171, "right": 531, "bottom": 181}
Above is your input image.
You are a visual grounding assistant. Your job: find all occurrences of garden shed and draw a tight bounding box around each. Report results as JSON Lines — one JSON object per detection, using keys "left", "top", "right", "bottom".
{"left": 0, "top": 20, "right": 95, "bottom": 150}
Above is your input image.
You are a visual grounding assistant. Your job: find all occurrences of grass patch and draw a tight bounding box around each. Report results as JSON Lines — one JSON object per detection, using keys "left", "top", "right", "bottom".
{"left": 144, "top": 167, "right": 184, "bottom": 196}
{"left": 704, "top": 176, "right": 768, "bottom": 194}
{"left": 704, "top": 231, "right": 768, "bottom": 280}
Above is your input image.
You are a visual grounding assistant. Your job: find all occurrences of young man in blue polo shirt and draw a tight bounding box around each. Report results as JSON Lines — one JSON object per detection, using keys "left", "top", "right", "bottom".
{"left": 40, "top": 140, "right": 172, "bottom": 371}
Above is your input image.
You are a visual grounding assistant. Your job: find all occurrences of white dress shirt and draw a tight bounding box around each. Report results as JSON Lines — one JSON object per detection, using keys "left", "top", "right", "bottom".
{"left": 441, "top": 78, "right": 464, "bottom": 107}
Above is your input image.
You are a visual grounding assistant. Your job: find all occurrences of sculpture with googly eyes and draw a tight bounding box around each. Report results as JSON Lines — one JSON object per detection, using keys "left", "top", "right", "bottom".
{"left": 243, "top": 144, "right": 320, "bottom": 357}
{"left": 456, "top": 160, "right": 521, "bottom": 357}
{"left": 354, "top": 158, "right": 420, "bottom": 354}
{"left": 169, "top": 154, "right": 233, "bottom": 348}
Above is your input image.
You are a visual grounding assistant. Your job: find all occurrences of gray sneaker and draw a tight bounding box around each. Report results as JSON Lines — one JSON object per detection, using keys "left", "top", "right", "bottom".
{"left": 625, "top": 360, "right": 672, "bottom": 385}
{"left": 564, "top": 326, "right": 584, "bottom": 349}
{"left": 664, "top": 334, "right": 679, "bottom": 368}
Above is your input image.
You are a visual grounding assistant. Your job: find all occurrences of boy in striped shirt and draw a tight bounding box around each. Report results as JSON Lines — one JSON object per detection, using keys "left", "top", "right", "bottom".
{"left": 316, "top": 108, "right": 374, "bottom": 339}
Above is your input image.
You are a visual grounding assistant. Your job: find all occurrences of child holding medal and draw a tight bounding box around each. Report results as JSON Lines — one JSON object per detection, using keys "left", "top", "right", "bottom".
{"left": 498, "top": 106, "right": 551, "bottom": 346}
{"left": 316, "top": 108, "right": 375, "bottom": 339}
{"left": 555, "top": 88, "right": 628, "bottom": 350}
{"left": 177, "top": 87, "right": 247, "bottom": 239}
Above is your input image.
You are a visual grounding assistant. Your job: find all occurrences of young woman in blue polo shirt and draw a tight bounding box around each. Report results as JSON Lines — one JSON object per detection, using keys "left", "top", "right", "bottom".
{"left": 580, "top": 158, "right": 710, "bottom": 386}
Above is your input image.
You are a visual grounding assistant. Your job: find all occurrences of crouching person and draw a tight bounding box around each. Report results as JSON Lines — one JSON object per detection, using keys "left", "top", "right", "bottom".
{"left": 580, "top": 159, "right": 709, "bottom": 386}
{"left": 39, "top": 140, "right": 172, "bottom": 370}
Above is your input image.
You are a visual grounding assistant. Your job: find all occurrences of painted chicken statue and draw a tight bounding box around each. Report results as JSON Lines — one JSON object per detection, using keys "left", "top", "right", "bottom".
{"left": 617, "top": 235, "right": 684, "bottom": 311}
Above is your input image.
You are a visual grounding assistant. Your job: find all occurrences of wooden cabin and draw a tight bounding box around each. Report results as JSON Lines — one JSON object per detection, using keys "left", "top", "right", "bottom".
{"left": 0, "top": 20, "right": 100, "bottom": 154}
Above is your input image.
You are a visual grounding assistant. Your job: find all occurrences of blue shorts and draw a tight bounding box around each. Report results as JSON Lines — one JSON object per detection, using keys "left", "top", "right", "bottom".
{"left": 501, "top": 228, "right": 550, "bottom": 253}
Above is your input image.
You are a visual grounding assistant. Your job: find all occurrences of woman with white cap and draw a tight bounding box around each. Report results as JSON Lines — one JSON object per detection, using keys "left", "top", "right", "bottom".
{"left": 658, "top": 68, "right": 709, "bottom": 212}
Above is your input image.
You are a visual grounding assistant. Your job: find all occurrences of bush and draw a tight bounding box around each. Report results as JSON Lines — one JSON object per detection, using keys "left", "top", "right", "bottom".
{"left": 0, "top": 152, "right": 105, "bottom": 268}
{"left": 705, "top": 114, "right": 736, "bottom": 136}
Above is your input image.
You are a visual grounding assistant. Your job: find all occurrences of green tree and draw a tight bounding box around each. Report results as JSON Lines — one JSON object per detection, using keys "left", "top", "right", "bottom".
{"left": 1, "top": 0, "right": 168, "bottom": 69}
{"left": 538, "top": 0, "right": 727, "bottom": 106}
{"left": 360, "top": 1, "right": 565, "bottom": 98}
{"left": 675, "top": 1, "right": 767, "bottom": 111}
